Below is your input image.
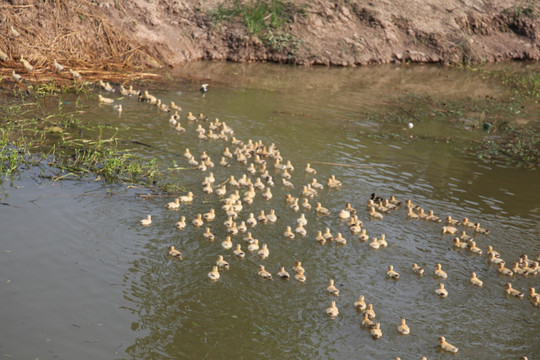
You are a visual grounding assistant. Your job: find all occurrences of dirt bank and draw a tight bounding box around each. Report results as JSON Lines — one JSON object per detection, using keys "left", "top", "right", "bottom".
{"left": 0, "top": 0, "right": 539, "bottom": 76}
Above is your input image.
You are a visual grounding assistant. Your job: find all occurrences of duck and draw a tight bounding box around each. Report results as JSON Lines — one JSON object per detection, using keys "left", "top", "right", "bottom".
{"left": 281, "top": 169, "right": 292, "bottom": 180}
{"left": 243, "top": 232, "right": 255, "bottom": 244}
{"left": 470, "top": 272, "right": 483, "bottom": 287}
{"left": 256, "top": 265, "right": 272, "bottom": 280}
{"left": 234, "top": 244, "right": 245, "bottom": 258}
{"left": 439, "top": 336, "right": 458, "bottom": 353}
{"left": 505, "top": 283, "right": 524, "bottom": 298}
{"left": 529, "top": 287, "right": 539, "bottom": 299}
{"left": 474, "top": 223, "right": 490, "bottom": 235}
{"left": 467, "top": 240, "right": 483, "bottom": 255}
{"left": 488, "top": 252, "right": 504, "bottom": 265}
{"left": 486, "top": 245, "right": 501, "bottom": 259}
{"left": 165, "top": 198, "right": 180, "bottom": 210}
{"left": 434, "top": 263, "right": 448, "bottom": 279}
{"left": 305, "top": 163, "right": 317, "bottom": 174}
{"left": 277, "top": 266, "right": 290, "bottom": 280}
{"left": 69, "top": 68, "right": 81, "bottom": 80}
{"left": 170, "top": 101, "right": 181, "bottom": 111}
{"left": 364, "top": 304, "right": 376, "bottom": 319}
{"left": 98, "top": 94, "right": 114, "bottom": 104}
{"left": 497, "top": 262, "right": 514, "bottom": 276}
{"left": 323, "top": 227, "right": 334, "bottom": 242}
{"left": 315, "top": 231, "right": 326, "bottom": 245}
{"left": 446, "top": 215, "right": 460, "bottom": 226}
{"left": 326, "top": 279, "right": 340, "bottom": 296}
{"left": 369, "top": 238, "right": 380, "bottom": 249}
{"left": 175, "top": 216, "right": 186, "bottom": 230}
{"left": 192, "top": 214, "right": 204, "bottom": 228}
{"left": 378, "top": 234, "right": 388, "bottom": 247}
{"left": 179, "top": 192, "right": 194, "bottom": 203}
{"left": 140, "top": 214, "right": 152, "bottom": 226}
{"left": 186, "top": 112, "right": 197, "bottom": 121}
{"left": 327, "top": 175, "right": 342, "bottom": 188}
{"left": 281, "top": 178, "right": 294, "bottom": 188}
{"left": 216, "top": 255, "right": 229, "bottom": 270}
{"left": 397, "top": 318, "right": 410, "bottom": 335}
{"left": 426, "top": 210, "right": 442, "bottom": 223}
{"left": 407, "top": 207, "right": 419, "bottom": 219}
{"left": 339, "top": 208, "right": 351, "bottom": 220}
{"left": 293, "top": 261, "right": 305, "bottom": 273}
{"left": 296, "top": 213, "right": 307, "bottom": 226}
{"left": 208, "top": 266, "right": 220, "bottom": 281}
{"left": 12, "top": 70, "right": 22, "bottom": 82}
{"left": 335, "top": 232, "right": 347, "bottom": 245}
{"left": 349, "top": 221, "right": 361, "bottom": 234}
{"left": 0, "top": 49, "right": 7, "bottom": 62}
{"left": 387, "top": 265, "right": 400, "bottom": 280}
{"left": 361, "top": 313, "right": 374, "bottom": 329}
{"left": 53, "top": 59, "right": 64, "bottom": 72}
{"left": 216, "top": 185, "right": 227, "bottom": 196}
{"left": 294, "top": 269, "right": 306, "bottom": 282}
{"left": 20, "top": 56, "right": 34, "bottom": 72}
{"left": 203, "top": 184, "right": 213, "bottom": 194}
{"left": 247, "top": 239, "right": 260, "bottom": 252}
{"left": 533, "top": 297, "right": 540, "bottom": 308}
{"left": 221, "top": 236, "right": 233, "bottom": 250}
{"left": 262, "top": 187, "right": 273, "bottom": 200}
{"left": 435, "top": 283, "right": 448, "bottom": 298}
{"left": 284, "top": 226, "right": 295, "bottom": 239}
{"left": 358, "top": 229, "right": 369, "bottom": 242}
{"left": 203, "top": 209, "right": 216, "bottom": 222}
{"left": 266, "top": 209, "right": 277, "bottom": 223}
{"left": 258, "top": 243, "right": 269, "bottom": 259}
{"left": 315, "top": 202, "right": 331, "bottom": 216}
{"left": 246, "top": 213, "right": 257, "bottom": 227}
{"left": 311, "top": 178, "right": 324, "bottom": 190}
{"left": 462, "top": 217, "right": 475, "bottom": 228}
{"left": 442, "top": 224, "right": 458, "bottom": 235}
{"left": 326, "top": 301, "right": 339, "bottom": 318}
{"left": 411, "top": 263, "right": 424, "bottom": 275}
{"left": 369, "top": 207, "right": 384, "bottom": 220}
{"left": 301, "top": 198, "right": 312, "bottom": 211}
{"left": 388, "top": 195, "right": 402, "bottom": 207}
{"left": 405, "top": 199, "right": 420, "bottom": 211}
{"left": 370, "top": 323, "right": 382, "bottom": 339}
{"left": 295, "top": 223, "right": 307, "bottom": 237}
{"left": 203, "top": 227, "right": 215, "bottom": 241}
{"left": 168, "top": 245, "right": 182, "bottom": 259}
{"left": 459, "top": 230, "right": 473, "bottom": 242}
{"left": 257, "top": 210, "right": 268, "bottom": 224}
{"left": 200, "top": 83, "right": 208, "bottom": 93}
{"left": 453, "top": 237, "right": 468, "bottom": 249}
{"left": 113, "top": 104, "right": 123, "bottom": 113}
{"left": 354, "top": 295, "right": 367, "bottom": 311}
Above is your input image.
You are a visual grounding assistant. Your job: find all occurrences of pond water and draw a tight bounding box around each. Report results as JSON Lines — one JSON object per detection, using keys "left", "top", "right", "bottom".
{"left": 1, "top": 62, "right": 539, "bottom": 359}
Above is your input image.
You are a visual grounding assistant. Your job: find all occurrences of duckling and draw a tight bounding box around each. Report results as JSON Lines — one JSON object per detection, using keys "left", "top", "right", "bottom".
{"left": 203, "top": 184, "right": 213, "bottom": 194}
{"left": 488, "top": 252, "right": 504, "bottom": 265}
{"left": 439, "top": 336, "right": 458, "bottom": 354}
{"left": 505, "top": 283, "right": 524, "bottom": 299}
{"left": 179, "top": 192, "right": 194, "bottom": 203}
{"left": 140, "top": 214, "right": 152, "bottom": 226}
{"left": 462, "top": 217, "right": 475, "bottom": 228}
{"left": 446, "top": 215, "right": 460, "bottom": 226}
{"left": 354, "top": 295, "right": 367, "bottom": 311}
{"left": 69, "top": 68, "right": 81, "bottom": 80}
{"left": 453, "top": 237, "right": 468, "bottom": 249}
{"left": 234, "top": 244, "right": 245, "bottom": 258}
{"left": 170, "top": 101, "right": 181, "bottom": 111}
{"left": 246, "top": 213, "right": 257, "bottom": 227}
{"left": 294, "top": 269, "right": 306, "bottom": 282}
{"left": 512, "top": 262, "right": 527, "bottom": 276}
{"left": 441, "top": 226, "right": 458, "bottom": 235}
{"left": 311, "top": 178, "right": 324, "bottom": 190}
{"left": 216, "top": 255, "right": 229, "bottom": 270}
{"left": 474, "top": 222, "right": 490, "bottom": 235}
{"left": 434, "top": 263, "right": 448, "bottom": 279}
{"left": 364, "top": 303, "right": 376, "bottom": 319}
{"left": 277, "top": 266, "right": 290, "bottom": 280}
{"left": 370, "top": 323, "right": 382, "bottom": 339}
{"left": 216, "top": 185, "right": 227, "bottom": 197}
{"left": 243, "top": 232, "right": 255, "bottom": 244}
{"left": 262, "top": 187, "right": 273, "bottom": 200}
{"left": 247, "top": 239, "right": 260, "bottom": 252}
{"left": 497, "top": 262, "right": 513, "bottom": 276}
{"left": 326, "top": 301, "right": 339, "bottom": 318}
{"left": 203, "top": 227, "right": 215, "bottom": 241}
{"left": 301, "top": 198, "right": 312, "bottom": 211}
{"left": 387, "top": 265, "right": 400, "bottom": 280}
{"left": 315, "top": 202, "right": 331, "bottom": 216}
{"left": 426, "top": 210, "right": 442, "bottom": 223}
{"left": 53, "top": 59, "right": 64, "bottom": 72}
{"left": 192, "top": 214, "right": 204, "bottom": 228}
{"left": 407, "top": 207, "right": 419, "bottom": 220}
{"left": 208, "top": 266, "right": 220, "bottom": 281}
{"left": 10, "top": 25, "right": 20, "bottom": 37}
{"left": 327, "top": 175, "right": 342, "bottom": 189}
{"left": 266, "top": 209, "right": 277, "bottom": 223}
{"left": 529, "top": 287, "right": 539, "bottom": 299}
{"left": 369, "top": 207, "right": 384, "bottom": 220}
{"left": 459, "top": 230, "right": 473, "bottom": 242}
{"left": 378, "top": 234, "right": 388, "bottom": 247}
{"left": 397, "top": 318, "right": 410, "bottom": 335}
{"left": 295, "top": 223, "right": 307, "bottom": 237}
{"left": 281, "top": 169, "right": 291, "bottom": 180}
{"left": 168, "top": 245, "right": 182, "bottom": 258}
{"left": 113, "top": 104, "right": 123, "bottom": 114}
{"left": 258, "top": 243, "right": 269, "bottom": 259}
{"left": 325, "top": 279, "right": 340, "bottom": 296}
{"left": 282, "top": 178, "right": 294, "bottom": 188}
{"left": 284, "top": 226, "right": 295, "bottom": 239}
{"left": 296, "top": 213, "right": 307, "bottom": 226}
{"left": 388, "top": 195, "right": 402, "bottom": 207}
{"left": 361, "top": 313, "right": 374, "bottom": 329}
{"left": 305, "top": 163, "right": 317, "bottom": 174}
{"left": 358, "top": 229, "right": 369, "bottom": 242}
{"left": 293, "top": 261, "right": 305, "bottom": 273}
{"left": 369, "top": 237, "right": 380, "bottom": 249}
{"left": 98, "top": 94, "right": 114, "bottom": 104}
{"left": 339, "top": 208, "right": 351, "bottom": 220}
{"left": 323, "top": 227, "right": 334, "bottom": 242}
{"left": 467, "top": 240, "right": 483, "bottom": 255}
{"left": 486, "top": 245, "right": 501, "bottom": 259}
{"left": 175, "top": 216, "right": 186, "bottom": 230}
{"left": 186, "top": 112, "right": 197, "bottom": 121}
{"left": 405, "top": 199, "right": 420, "bottom": 211}
{"left": 257, "top": 210, "right": 268, "bottom": 224}
{"left": 222, "top": 236, "right": 233, "bottom": 250}
{"left": 315, "top": 231, "right": 326, "bottom": 245}
{"left": 165, "top": 198, "right": 180, "bottom": 210}
{"left": 12, "top": 70, "right": 22, "bottom": 82}
{"left": 203, "top": 209, "right": 216, "bottom": 222}
{"left": 349, "top": 221, "right": 361, "bottom": 234}
{"left": 435, "top": 283, "right": 448, "bottom": 298}
{"left": 20, "top": 56, "right": 34, "bottom": 72}
{"left": 335, "top": 232, "right": 347, "bottom": 245}
{"left": 470, "top": 272, "right": 483, "bottom": 287}
{"left": 411, "top": 263, "right": 424, "bottom": 275}
{"left": 533, "top": 297, "right": 540, "bottom": 308}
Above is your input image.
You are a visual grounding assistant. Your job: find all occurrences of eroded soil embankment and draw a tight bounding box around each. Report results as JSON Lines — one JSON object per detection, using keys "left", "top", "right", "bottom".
{"left": 0, "top": 0, "right": 539, "bottom": 77}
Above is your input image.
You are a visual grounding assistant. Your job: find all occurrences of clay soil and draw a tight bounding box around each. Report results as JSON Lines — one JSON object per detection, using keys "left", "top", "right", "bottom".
{"left": 0, "top": 0, "right": 539, "bottom": 78}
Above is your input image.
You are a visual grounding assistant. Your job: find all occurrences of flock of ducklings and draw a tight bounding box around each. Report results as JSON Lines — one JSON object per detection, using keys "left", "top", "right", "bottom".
{"left": 107, "top": 83, "right": 540, "bottom": 358}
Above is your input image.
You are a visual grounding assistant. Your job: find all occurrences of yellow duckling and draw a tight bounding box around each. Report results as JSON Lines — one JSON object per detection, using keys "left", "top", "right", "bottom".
{"left": 369, "top": 207, "right": 384, "bottom": 220}
{"left": 243, "top": 232, "right": 255, "bottom": 244}
{"left": 305, "top": 163, "right": 317, "bottom": 174}
{"left": 311, "top": 178, "right": 324, "bottom": 190}
{"left": 462, "top": 217, "right": 475, "bottom": 228}
{"left": 370, "top": 323, "right": 383, "bottom": 339}
{"left": 248, "top": 239, "right": 260, "bottom": 252}
{"left": 203, "top": 209, "right": 216, "bottom": 222}
{"left": 266, "top": 209, "right": 277, "bottom": 223}
{"left": 389, "top": 195, "right": 402, "bottom": 207}
{"left": 533, "top": 296, "right": 540, "bottom": 308}
{"left": 397, "top": 318, "right": 410, "bottom": 335}
{"left": 446, "top": 215, "right": 460, "bottom": 226}
{"left": 246, "top": 213, "right": 257, "bottom": 227}
{"left": 222, "top": 236, "right": 233, "bottom": 250}
{"left": 470, "top": 272, "right": 483, "bottom": 287}
{"left": 282, "top": 178, "right": 294, "bottom": 188}
{"left": 323, "top": 227, "right": 334, "bottom": 242}
{"left": 488, "top": 252, "right": 504, "bottom": 264}
{"left": 179, "top": 191, "right": 194, "bottom": 203}
{"left": 369, "top": 237, "right": 380, "bottom": 249}
{"left": 208, "top": 266, "right": 220, "bottom": 281}
{"left": 203, "top": 227, "right": 215, "bottom": 241}
{"left": 434, "top": 263, "right": 448, "bottom": 279}
{"left": 289, "top": 198, "right": 300, "bottom": 212}
{"left": 417, "top": 208, "right": 428, "bottom": 220}
{"left": 186, "top": 112, "right": 197, "bottom": 121}
{"left": 216, "top": 255, "right": 229, "bottom": 270}
{"left": 354, "top": 295, "right": 366, "bottom": 311}
{"left": 294, "top": 269, "right": 306, "bottom": 282}
{"left": 262, "top": 187, "right": 273, "bottom": 200}
{"left": 258, "top": 243, "right": 269, "bottom": 259}
{"left": 226, "top": 222, "right": 239, "bottom": 235}
{"left": 505, "top": 283, "right": 524, "bottom": 299}
{"left": 453, "top": 237, "right": 468, "bottom": 249}
{"left": 293, "top": 261, "right": 304, "bottom": 273}
{"left": 497, "top": 262, "right": 513, "bottom": 276}
{"left": 175, "top": 216, "right": 186, "bottom": 230}
{"left": 191, "top": 214, "right": 203, "bottom": 228}
{"left": 284, "top": 226, "right": 295, "bottom": 239}
{"left": 435, "top": 283, "right": 448, "bottom": 298}
{"left": 219, "top": 157, "right": 229, "bottom": 167}
{"left": 407, "top": 207, "right": 419, "bottom": 219}
{"left": 315, "top": 202, "right": 331, "bottom": 216}
{"left": 411, "top": 263, "right": 424, "bottom": 275}
{"left": 165, "top": 198, "right": 180, "bottom": 210}
{"left": 387, "top": 265, "right": 400, "bottom": 280}
{"left": 378, "top": 234, "right": 387, "bottom": 247}
{"left": 474, "top": 222, "right": 490, "bottom": 235}
{"left": 439, "top": 336, "right": 458, "bottom": 353}
{"left": 315, "top": 231, "right": 326, "bottom": 245}
{"left": 467, "top": 240, "right": 483, "bottom": 255}
{"left": 426, "top": 210, "right": 441, "bottom": 223}
{"left": 361, "top": 313, "right": 374, "bottom": 328}
{"left": 358, "top": 229, "right": 369, "bottom": 242}
{"left": 98, "top": 94, "right": 114, "bottom": 104}
{"left": 257, "top": 265, "right": 273, "bottom": 280}
{"left": 20, "top": 56, "right": 34, "bottom": 72}
{"left": 277, "top": 266, "right": 290, "bottom": 280}
{"left": 234, "top": 244, "right": 245, "bottom": 258}
{"left": 339, "top": 208, "right": 350, "bottom": 220}
{"left": 326, "top": 301, "right": 339, "bottom": 318}
{"left": 257, "top": 210, "right": 268, "bottom": 224}
{"left": 326, "top": 279, "right": 340, "bottom": 296}
{"left": 296, "top": 213, "right": 307, "bottom": 226}
{"left": 12, "top": 70, "right": 23, "bottom": 82}
{"left": 302, "top": 198, "right": 312, "bottom": 211}
{"left": 69, "top": 68, "right": 82, "bottom": 80}
{"left": 140, "top": 214, "right": 152, "bottom": 226}
{"left": 441, "top": 226, "right": 458, "bottom": 235}
{"left": 168, "top": 245, "right": 182, "bottom": 259}
{"left": 486, "top": 245, "right": 501, "bottom": 259}
{"left": 203, "top": 184, "right": 213, "bottom": 194}
{"left": 364, "top": 303, "right": 376, "bottom": 319}
{"left": 216, "top": 184, "right": 227, "bottom": 196}
{"left": 459, "top": 230, "right": 473, "bottom": 241}
{"left": 334, "top": 232, "right": 347, "bottom": 245}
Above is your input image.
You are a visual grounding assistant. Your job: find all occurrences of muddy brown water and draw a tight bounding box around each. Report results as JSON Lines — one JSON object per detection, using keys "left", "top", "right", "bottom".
{"left": 1, "top": 63, "right": 539, "bottom": 359}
